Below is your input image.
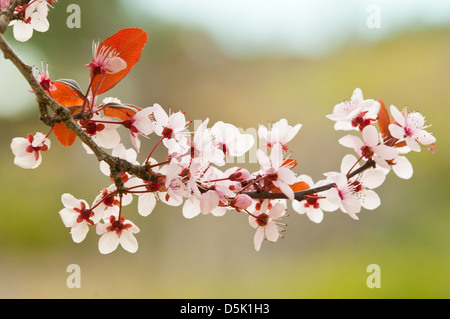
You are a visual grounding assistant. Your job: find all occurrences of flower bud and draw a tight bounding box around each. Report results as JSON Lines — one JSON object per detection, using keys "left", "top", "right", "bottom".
{"left": 230, "top": 194, "right": 253, "bottom": 210}
{"left": 229, "top": 168, "right": 251, "bottom": 182}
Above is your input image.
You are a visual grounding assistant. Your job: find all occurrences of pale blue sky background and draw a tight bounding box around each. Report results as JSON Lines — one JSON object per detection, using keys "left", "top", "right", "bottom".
{"left": 132, "top": 0, "right": 450, "bottom": 58}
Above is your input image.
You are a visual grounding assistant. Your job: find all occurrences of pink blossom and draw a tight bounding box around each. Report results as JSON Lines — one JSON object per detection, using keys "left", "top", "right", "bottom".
{"left": 339, "top": 124, "right": 398, "bottom": 169}
{"left": 388, "top": 105, "right": 436, "bottom": 152}
{"left": 9, "top": 0, "right": 50, "bottom": 42}
{"left": 256, "top": 143, "right": 297, "bottom": 200}
{"left": 11, "top": 132, "right": 50, "bottom": 169}
{"left": 58, "top": 193, "right": 102, "bottom": 243}
{"left": 231, "top": 194, "right": 253, "bottom": 210}
{"left": 340, "top": 154, "right": 386, "bottom": 211}
{"left": 323, "top": 172, "right": 361, "bottom": 220}
{"left": 85, "top": 41, "right": 127, "bottom": 76}
{"left": 258, "top": 119, "right": 301, "bottom": 150}
{"left": 96, "top": 215, "right": 140, "bottom": 254}
{"left": 210, "top": 121, "right": 254, "bottom": 162}
{"left": 292, "top": 175, "right": 338, "bottom": 223}
{"left": 152, "top": 103, "right": 189, "bottom": 141}
{"left": 228, "top": 168, "right": 251, "bottom": 182}
{"left": 248, "top": 200, "right": 287, "bottom": 251}
{"left": 93, "top": 184, "right": 134, "bottom": 221}
{"left": 30, "top": 61, "right": 57, "bottom": 93}
{"left": 327, "top": 88, "right": 380, "bottom": 131}
{"left": 82, "top": 114, "right": 121, "bottom": 151}
{"left": 122, "top": 106, "right": 154, "bottom": 151}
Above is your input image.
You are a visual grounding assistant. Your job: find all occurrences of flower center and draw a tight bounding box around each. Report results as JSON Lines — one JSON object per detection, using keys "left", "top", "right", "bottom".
{"left": 106, "top": 215, "right": 132, "bottom": 236}
{"left": 256, "top": 213, "right": 269, "bottom": 227}
{"left": 73, "top": 202, "right": 94, "bottom": 225}
{"left": 162, "top": 126, "right": 174, "bottom": 139}
{"left": 360, "top": 145, "right": 374, "bottom": 159}
{"left": 305, "top": 194, "right": 320, "bottom": 209}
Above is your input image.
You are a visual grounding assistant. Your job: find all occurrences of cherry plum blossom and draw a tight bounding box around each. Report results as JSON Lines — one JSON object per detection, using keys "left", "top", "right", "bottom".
{"left": 11, "top": 132, "right": 50, "bottom": 169}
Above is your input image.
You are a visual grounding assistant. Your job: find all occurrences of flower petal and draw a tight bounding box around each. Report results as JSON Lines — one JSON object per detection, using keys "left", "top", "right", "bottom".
{"left": 119, "top": 231, "right": 138, "bottom": 253}
{"left": 98, "top": 232, "right": 119, "bottom": 254}
{"left": 71, "top": 222, "right": 89, "bottom": 243}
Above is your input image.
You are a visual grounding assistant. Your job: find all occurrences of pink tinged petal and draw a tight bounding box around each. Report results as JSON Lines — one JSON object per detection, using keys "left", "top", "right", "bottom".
{"left": 318, "top": 198, "right": 339, "bottom": 212}
{"left": 254, "top": 227, "right": 265, "bottom": 251}
{"left": 30, "top": 12, "right": 49, "bottom": 32}
{"left": 158, "top": 191, "right": 183, "bottom": 207}
{"left": 211, "top": 206, "right": 227, "bottom": 217}
{"left": 359, "top": 189, "right": 381, "bottom": 210}
{"left": 256, "top": 149, "right": 271, "bottom": 171}
{"left": 14, "top": 152, "right": 40, "bottom": 169}
{"left": 130, "top": 132, "right": 141, "bottom": 152}
{"left": 258, "top": 125, "right": 268, "bottom": 141}
{"left": 340, "top": 154, "right": 359, "bottom": 174}
{"left": 269, "top": 143, "right": 283, "bottom": 169}
{"left": 390, "top": 105, "right": 406, "bottom": 126}
{"left": 339, "top": 135, "right": 364, "bottom": 151}
{"left": 417, "top": 131, "right": 436, "bottom": 145}
{"left": 138, "top": 193, "right": 156, "bottom": 217}
{"left": 265, "top": 222, "right": 280, "bottom": 242}
{"left": 273, "top": 181, "right": 294, "bottom": 200}
{"left": 70, "top": 223, "right": 89, "bottom": 243}
{"left": 95, "top": 129, "right": 121, "bottom": 149}
{"left": 96, "top": 222, "right": 108, "bottom": 235}
{"left": 277, "top": 166, "right": 297, "bottom": 185}
{"left": 393, "top": 156, "right": 413, "bottom": 179}
{"left": 10, "top": 138, "right": 29, "bottom": 157}
{"left": 168, "top": 112, "right": 187, "bottom": 132}
{"left": 324, "top": 188, "right": 341, "bottom": 207}
{"left": 152, "top": 103, "right": 168, "bottom": 126}
{"left": 388, "top": 124, "right": 405, "bottom": 140}
{"left": 306, "top": 207, "right": 324, "bottom": 224}
{"left": 292, "top": 200, "right": 305, "bottom": 214}
{"left": 374, "top": 144, "right": 398, "bottom": 160}
{"left": 99, "top": 161, "right": 110, "bottom": 176}
{"left": 182, "top": 198, "right": 201, "bottom": 219}
{"left": 98, "top": 232, "right": 119, "bottom": 254}
{"left": 362, "top": 125, "right": 380, "bottom": 147}
{"left": 58, "top": 208, "right": 78, "bottom": 227}
{"left": 341, "top": 196, "right": 361, "bottom": 220}
{"left": 61, "top": 193, "right": 83, "bottom": 209}
{"left": 406, "top": 137, "right": 421, "bottom": 152}
{"left": 119, "top": 231, "right": 139, "bottom": 253}
{"left": 361, "top": 170, "right": 386, "bottom": 189}
{"left": 352, "top": 88, "right": 363, "bottom": 102}
{"left": 133, "top": 107, "right": 154, "bottom": 135}
{"left": 334, "top": 121, "right": 357, "bottom": 131}
{"left": 248, "top": 215, "right": 259, "bottom": 229}
{"left": 124, "top": 220, "right": 140, "bottom": 234}
{"left": 13, "top": 21, "right": 33, "bottom": 42}
{"left": 286, "top": 123, "right": 302, "bottom": 143}
{"left": 200, "top": 191, "right": 220, "bottom": 214}
{"left": 105, "top": 56, "right": 127, "bottom": 74}
{"left": 35, "top": 2, "right": 49, "bottom": 18}
{"left": 269, "top": 203, "right": 286, "bottom": 219}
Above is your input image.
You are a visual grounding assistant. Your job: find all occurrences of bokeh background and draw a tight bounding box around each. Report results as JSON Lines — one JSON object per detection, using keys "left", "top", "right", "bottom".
{"left": 0, "top": 0, "right": 449, "bottom": 298}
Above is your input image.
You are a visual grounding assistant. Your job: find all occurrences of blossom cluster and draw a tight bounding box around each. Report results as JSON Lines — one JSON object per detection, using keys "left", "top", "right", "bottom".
{"left": 2, "top": 0, "right": 53, "bottom": 42}
{"left": 8, "top": 27, "right": 437, "bottom": 254}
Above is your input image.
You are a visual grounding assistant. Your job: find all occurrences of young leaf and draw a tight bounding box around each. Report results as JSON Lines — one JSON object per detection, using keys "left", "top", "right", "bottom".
{"left": 53, "top": 122, "right": 77, "bottom": 147}
{"left": 90, "top": 28, "right": 148, "bottom": 95}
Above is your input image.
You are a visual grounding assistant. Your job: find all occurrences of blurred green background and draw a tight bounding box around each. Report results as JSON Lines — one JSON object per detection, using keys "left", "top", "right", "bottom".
{"left": 0, "top": 0, "right": 448, "bottom": 298}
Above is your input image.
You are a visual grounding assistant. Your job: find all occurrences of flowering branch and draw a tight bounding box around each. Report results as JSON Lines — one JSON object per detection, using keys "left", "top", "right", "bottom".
{"left": 1, "top": 3, "right": 437, "bottom": 254}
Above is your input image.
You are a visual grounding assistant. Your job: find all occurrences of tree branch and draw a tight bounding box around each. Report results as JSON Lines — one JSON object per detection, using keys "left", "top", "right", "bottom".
{"left": 0, "top": 10, "right": 378, "bottom": 203}
{"left": 0, "top": 31, "right": 159, "bottom": 185}
{"left": 243, "top": 159, "right": 376, "bottom": 201}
